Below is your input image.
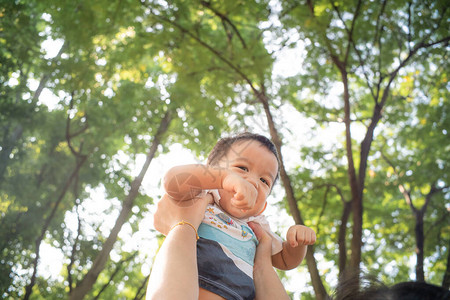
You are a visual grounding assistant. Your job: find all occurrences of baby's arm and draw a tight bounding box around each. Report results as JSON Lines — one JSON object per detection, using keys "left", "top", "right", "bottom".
{"left": 163, "top": 164, "right": 219, "bottom": 201}
{"left": 271, "top": 225, "right": 316, "bottom": 270}
{"left": 163, "top": 164, "right": 257, "bottom": 209}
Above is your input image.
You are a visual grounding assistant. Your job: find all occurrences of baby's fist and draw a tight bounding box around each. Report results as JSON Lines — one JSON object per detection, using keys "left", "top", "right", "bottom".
{"left": 286, "top": 225, "right": 316, "bottom": 248}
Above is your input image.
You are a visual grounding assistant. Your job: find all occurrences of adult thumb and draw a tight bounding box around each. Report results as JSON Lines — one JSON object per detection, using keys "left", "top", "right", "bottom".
{"left": 248, "top": 222, "right": 272, "bottom": 246}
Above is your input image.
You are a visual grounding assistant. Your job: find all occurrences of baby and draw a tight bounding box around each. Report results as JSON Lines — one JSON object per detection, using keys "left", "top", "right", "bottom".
{"left": 163, "top": 132, "right": 316, "bottom": 300}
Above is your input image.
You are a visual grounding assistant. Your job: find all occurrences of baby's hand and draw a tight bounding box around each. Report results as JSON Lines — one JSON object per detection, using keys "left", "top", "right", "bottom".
{"left": 286, "top": 225, "right": 316, "bottom": 248}
{"left": 222, "top": 172, "right": 257, "bottom": 210}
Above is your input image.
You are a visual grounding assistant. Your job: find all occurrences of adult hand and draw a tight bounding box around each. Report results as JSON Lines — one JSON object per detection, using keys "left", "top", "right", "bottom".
{"left": 154, "top": 192, "right": 212, "bottom": 235}
{"left": 248, "top": 221, "right": 273, "bottom": 270}
{"left": 249, "top": 221, "right": 290, "bottom": 300}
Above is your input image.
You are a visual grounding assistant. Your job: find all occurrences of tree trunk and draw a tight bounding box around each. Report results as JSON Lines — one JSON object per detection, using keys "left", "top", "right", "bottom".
{"left": 69, "top": 111, "right": 171, "bottom": 300}
{"left": 23, "top": 156, "right": 87, "bottom": 300}
{"left": 0, "top": 125, "right": 23, "bottom": 184}
{"left": 400, "top": 184, "right": 436, "bottom": 283}
{"left": 442, "top": 247, "right": 450, "bottom": 288}
{"left": 258, "top": 92, "right": 328, "bottom": 300}
{"left": 415, "top": 210, "right": 425, "bottom": 282}
{"left": 338, "top": 200, "right": 352, "bottom": 278}
{"left": 340, "top": 69, "right": 361, "bottom": 282}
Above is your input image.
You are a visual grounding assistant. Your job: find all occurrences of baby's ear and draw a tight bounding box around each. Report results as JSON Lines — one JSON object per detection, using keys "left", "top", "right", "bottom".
{"left": 257, "top": 202, "right": 267, "bottom": 215}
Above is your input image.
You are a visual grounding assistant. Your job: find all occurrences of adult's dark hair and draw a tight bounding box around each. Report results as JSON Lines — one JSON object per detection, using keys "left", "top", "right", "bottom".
{"left": 207, "top": 132, "right": 280, "bottom": 182}
{"left": 330, "top": 274, "right": 449, "bottom": 300}
{"left": 330, "top": 273, "right": 391, "bottom": 300}
{"left": 390, "top": 281, "right": 449, "bottom": 300}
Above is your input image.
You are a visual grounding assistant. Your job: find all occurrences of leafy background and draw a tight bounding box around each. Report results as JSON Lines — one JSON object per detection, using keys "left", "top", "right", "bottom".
{"left": 1, "top": 0, "right": 449, "bottom": 299}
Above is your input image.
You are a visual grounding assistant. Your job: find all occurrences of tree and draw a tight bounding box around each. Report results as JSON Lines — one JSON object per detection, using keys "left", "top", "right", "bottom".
{"left": 2, "top": 1, "right": 449, "bottom": 299}
{"left": 2, "top": 0, "right": 231, "bottom": 298}
{"left": 378, "top": 58, "right": 449, "bottom": 283}
{"left": 138, "top": 0, "right": 328, "bottom": 296}
{"left": 278, "top": 0, "right": 449, "bottom": 293}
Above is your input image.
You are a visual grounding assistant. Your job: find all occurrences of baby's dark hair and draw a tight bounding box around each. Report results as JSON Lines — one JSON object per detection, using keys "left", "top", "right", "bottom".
{"left": 207, "top": 132, "right": 280, "bottom": 183}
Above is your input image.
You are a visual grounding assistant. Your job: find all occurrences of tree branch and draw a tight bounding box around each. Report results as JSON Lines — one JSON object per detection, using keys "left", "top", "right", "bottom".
{"left": 351, "top": 0, "right": 387, "bottom": 102}
{"left": 33, "top": 42, "right": 67, "bottom": 101}
{"left": 67, "top": 177, "right": 82, "bottom": 293}
{"left": 306, "top": 0, "right": 314, "bottom": 16}
{"left": 314, "top": 183, "right": 348, "bottom": 203}
{"left": 145, "top": 7, "right": 260, "bottom": 95}
{"left": 407, "top": 1, "right": 412, "bottom": 52}
{"left": 316, "top": 185, "right": 330, "bottom": 237}
{"left": 93, "top": 252, "right": 139, "bottom": 300}
{"left": 23, "top": 155, "right": 88, "bottom": 300}
{"left": 67, "top": 199, "right": 82, "bottom": 293}
{"left": 380, "top": 150, "right": 417, "bottom": 212}
{"left": 329, "top": 0, "right": 362, "bottom": 65}
{"left": 66, "top": 93, "right": 88, "bottom": 157}
{"left": 200, "top": 0, "right": 247, "bottom": 49}
{"left": 133, "top": 274, "right": 150, "bottom": 300}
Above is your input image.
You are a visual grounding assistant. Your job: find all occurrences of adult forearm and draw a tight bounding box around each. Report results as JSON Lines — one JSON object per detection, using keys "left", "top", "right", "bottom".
{"left": 254, "top": 264, "right": 290, "bottom": 300}
{"left": 146, "top": 225, "right": 199, "bottom": 300}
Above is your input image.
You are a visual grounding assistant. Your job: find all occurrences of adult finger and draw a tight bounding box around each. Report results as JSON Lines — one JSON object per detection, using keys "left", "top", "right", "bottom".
{"left": 248, "top": 221, "right": 272, "bottom": 257}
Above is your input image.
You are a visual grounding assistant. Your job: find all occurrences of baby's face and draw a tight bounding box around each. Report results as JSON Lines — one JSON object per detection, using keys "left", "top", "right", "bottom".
{"left": 216, "top": 140, "right": 278, "bottom": 219}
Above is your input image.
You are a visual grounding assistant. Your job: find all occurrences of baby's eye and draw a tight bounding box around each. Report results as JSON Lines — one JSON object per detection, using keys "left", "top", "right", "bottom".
{"left": 237, "top": 166, "right": 248, "bottom": 172}
{"left": 260, "top": 178, "right": 270, "bottom": 186}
